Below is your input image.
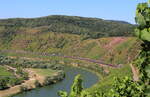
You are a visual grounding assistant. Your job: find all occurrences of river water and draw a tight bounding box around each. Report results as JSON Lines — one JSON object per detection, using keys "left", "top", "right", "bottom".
{"left": 13, "top": 66, "right": 99, "bottom": 97}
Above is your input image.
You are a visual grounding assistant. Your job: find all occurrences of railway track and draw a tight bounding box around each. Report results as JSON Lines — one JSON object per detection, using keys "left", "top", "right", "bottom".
{"left": 0, "top": 50, "right": 122, "bottom": 68}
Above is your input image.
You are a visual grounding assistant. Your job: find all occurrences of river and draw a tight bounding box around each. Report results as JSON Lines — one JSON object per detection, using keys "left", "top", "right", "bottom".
{"left": 13, "top": 66, "right": 99, "bottom": 97}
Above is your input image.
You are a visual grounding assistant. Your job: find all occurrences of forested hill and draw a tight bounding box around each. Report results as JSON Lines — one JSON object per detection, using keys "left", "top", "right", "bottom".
{"left": 0, "top": 15, "right": 135, "bottom": 39}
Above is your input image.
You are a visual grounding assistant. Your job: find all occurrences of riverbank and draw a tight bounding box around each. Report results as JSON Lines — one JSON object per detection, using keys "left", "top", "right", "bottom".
{"left": 0, "top": 54, "right": 101, "bottom": 97}
{"left": 63, "top": 56, "right": 132, "bottom": 96}
{"left": 0, "top": 69, "right": 65, "bottom": 97}
{"left": 0, "top": 51, "right": 131, "bottom": 97}
{"left": 13, "top": 66, "right": 99, "bottom": 97}
{"left": 66, "top": 63, "right": 101, "bottom": 81}
{"left": 62, "top": 61, "right": 103, "bottom": 91}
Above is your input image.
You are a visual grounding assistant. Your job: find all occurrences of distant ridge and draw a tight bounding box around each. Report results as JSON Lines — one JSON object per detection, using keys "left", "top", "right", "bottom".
{"left": 0, "top": 15, "right": 135, "bottom": 39}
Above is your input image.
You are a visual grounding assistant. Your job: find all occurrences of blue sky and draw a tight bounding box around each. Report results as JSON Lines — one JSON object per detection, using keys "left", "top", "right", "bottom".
{"left": 0, "top": 0, "right": 147, "bottom": 24}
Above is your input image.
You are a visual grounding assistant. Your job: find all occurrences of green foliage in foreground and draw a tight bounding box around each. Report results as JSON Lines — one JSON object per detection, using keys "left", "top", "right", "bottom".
{"left": 69, "top": 75, "right": 83, "bottom": 97}
{"left": 133, "top": 0, "right": 150, "bottom": 96}
{"left": 58, "top": 75, "right": 83, "bottom": 97}
{"left": 109, "top": 77, "right": 145, "bottom": 97}
{"left": 58, "top": 75, "right": 145, "bottom": 97}
{"left": 135, "top": 2, "right": 150, "bottom": 41}
{"left": 134, "top": 0, "right": 150, "bottom": 82}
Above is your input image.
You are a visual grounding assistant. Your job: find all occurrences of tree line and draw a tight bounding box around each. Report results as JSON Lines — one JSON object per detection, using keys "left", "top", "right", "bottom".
{"left": 0, "top": 15, "right": 134, "bottom": 41}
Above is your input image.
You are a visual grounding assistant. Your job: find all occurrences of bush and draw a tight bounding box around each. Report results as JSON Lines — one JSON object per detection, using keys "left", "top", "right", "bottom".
{"left": 34, "top": 80, "right": 41, "bottom": 87}
{"left": 20, "top": 85, "right": 28, "bottom": 92}
{"left": 0, "top": 77, "right": 9, "bottom": 90}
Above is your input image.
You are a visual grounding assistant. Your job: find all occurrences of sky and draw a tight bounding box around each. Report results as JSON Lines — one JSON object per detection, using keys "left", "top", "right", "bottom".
{"left": 0, "top": 0, "right": 148, "bottom": 24}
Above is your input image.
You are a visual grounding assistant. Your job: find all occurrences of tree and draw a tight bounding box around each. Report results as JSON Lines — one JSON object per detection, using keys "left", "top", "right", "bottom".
{"left": 0, "top": 77, "right": 9, "bottom": 90}
{"left": 132, "top": 0, "right": 150, "bottom": 96}
{"left": 110, "top": 0, "right": 150, "bottom": 96}
{"left": 58, "top": 75, "right": 105, "bottom": 97}
{"left": 135, "top": 1, "right": 150, "bottom": 42}
{"left": 69, "top": 74, "right": 83, "bottom": 97}
{"left": 109, "top": 77, "right": 145, "bottom": 97}
{"left": 58, "top": 74, "right": 83, "bottom": 97}
{"left": 134, "top": 0, "right": 150, "bottom": 86}
{"left": 58, "top": 91, "right": 68, "bottom": 97}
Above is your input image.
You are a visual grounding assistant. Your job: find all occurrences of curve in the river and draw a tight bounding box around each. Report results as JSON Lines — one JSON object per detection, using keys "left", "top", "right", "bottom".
{"left": 13, "top": 66, "right": 99, "bottom": 97}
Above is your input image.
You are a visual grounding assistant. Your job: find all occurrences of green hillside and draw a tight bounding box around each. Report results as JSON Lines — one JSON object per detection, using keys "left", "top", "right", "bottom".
{"left": 0, "top": 15, "right": 139, "bottom": 65}
{"left": 0, "top": 15, "right": 134, "bottom": 42}
{"left": 0, "top": 30, "right": 141, "bottom": 66}
{"left": 0, "top": 15, "right": 142, "bottom": 97}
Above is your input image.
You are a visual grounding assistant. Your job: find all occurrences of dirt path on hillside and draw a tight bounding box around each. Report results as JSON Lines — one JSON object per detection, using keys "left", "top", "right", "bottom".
{"left": 98, "top": 37, "right": 127, "bottom": 62}
{"left": 104, "top": 37, "right": 126, "bottom": 49}
{"left": 1, "top": 49, "right": 120, "bottom": 68}
{"left": 63, "top": 55, "right": 121, "bottom": 68}
{"left": 130, "top": 64, "right": 139, "bottom": 81}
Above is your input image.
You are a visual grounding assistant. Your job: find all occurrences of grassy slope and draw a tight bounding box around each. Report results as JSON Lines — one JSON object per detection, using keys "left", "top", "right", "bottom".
{"left": 32, "top": 69, "right": 59, "bottom": 76}
{"left": 0, "top": 32, "right": 141, "bottom": 65}
{"left": 0, "top": 31, "right": 142, "bottom": 95}
{"left": 0, "top": 66, "right": 14, "bottom": 77}
{"left": 86, "top": 64, "right": 132, "bottom": 95}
